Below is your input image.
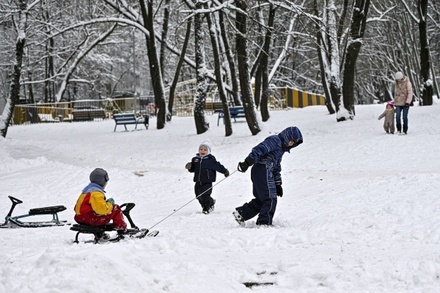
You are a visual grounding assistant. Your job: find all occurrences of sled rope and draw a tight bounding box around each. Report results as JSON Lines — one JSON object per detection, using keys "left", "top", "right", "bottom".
{"left": 148, "top": 169, "right": 237, "bottom": 230}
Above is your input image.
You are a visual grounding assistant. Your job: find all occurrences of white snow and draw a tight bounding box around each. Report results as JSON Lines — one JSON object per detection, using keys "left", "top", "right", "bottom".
{"left": 1, "top": 103, "right": 440, "bottom": 292}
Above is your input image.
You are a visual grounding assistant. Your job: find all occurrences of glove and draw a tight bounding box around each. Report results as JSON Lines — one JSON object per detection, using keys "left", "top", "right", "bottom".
{"left": 224, "top": 169, "right": 230, "bottom": 177}
{"left": 185, "top": 162, "right": 192, "bottom": 170}
{"left": 237, "top": 157, "right": 254, "bottom": 173}
{"left": 276, "top": 183, "right": 283, "bottom": 197}
{"left": 405, "top": 103, "right": 410, "bottom": 107}
{"left": 107, "top": 198, "right": 115, "bottom": 205}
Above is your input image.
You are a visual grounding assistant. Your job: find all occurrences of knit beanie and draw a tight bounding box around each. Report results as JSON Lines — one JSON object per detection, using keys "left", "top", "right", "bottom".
{"left": 395, "top": 71, "right": 404, "bottom": 80}
{"left": 199, "top": 140, "right": 212, "bottom": 154}
{"left": 90, "top": 168, "right": 109, "bottom": 187}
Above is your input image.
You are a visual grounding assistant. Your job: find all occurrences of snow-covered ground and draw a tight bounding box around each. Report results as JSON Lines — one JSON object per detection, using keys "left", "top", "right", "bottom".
{"left": 1, "top": 102, "right": 440, "bottom": 293}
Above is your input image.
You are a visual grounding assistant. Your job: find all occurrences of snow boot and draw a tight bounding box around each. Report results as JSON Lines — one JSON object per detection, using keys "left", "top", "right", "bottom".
{"left": 233, "top": 210, "right": 245, "bottom": 227}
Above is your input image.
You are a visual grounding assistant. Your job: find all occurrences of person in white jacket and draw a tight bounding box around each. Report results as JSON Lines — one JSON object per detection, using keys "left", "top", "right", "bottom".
{"left": 393, "top": 71, "right": 413, "bottom": 134}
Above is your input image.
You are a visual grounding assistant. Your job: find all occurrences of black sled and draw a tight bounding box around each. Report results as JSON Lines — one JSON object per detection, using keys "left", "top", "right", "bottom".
{"left": 0, "top": 196, "right": 68, "bottom": 228}
{"left": 70, "top": 202, "right": 158, "bottom": 244}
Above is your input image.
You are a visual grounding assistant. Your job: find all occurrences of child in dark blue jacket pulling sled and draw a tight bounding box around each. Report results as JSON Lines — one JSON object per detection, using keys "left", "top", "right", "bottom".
{"left": 186, "top": 140, "right": 229, "bottom": 214}
{"left": 234, "top": 126, "right": 303, "bottom": 226}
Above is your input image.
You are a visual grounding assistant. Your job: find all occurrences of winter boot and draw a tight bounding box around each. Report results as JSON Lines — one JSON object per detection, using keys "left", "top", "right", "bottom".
{"left": 94, "top": 232, "right": 111, "bottom": 242}
{"left": 203, "top": 199, "right": 216, "bottom": 214}
{"left": 233, "top": 210, "right": 245, "bottom": 227}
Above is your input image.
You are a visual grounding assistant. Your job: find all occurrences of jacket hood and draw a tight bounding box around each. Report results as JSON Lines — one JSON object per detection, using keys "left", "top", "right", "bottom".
{"left": 278, "top": 126, "right": 303, "bottom": 152}
{"left": 82, "top": 182, "right": 106, "bottom": 194}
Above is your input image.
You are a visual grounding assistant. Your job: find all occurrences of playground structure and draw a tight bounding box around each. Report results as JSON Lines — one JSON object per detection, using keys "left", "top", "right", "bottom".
{"left": 11, "top": 87, "right": 326, "bottom": 125}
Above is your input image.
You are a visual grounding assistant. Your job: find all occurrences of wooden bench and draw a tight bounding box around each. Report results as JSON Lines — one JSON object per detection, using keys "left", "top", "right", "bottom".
{"left": 113, "top": 113, "right": 149, "bottom": 132}
{"left": 217, "top": 106, "right": 246, "bottom": 126}
{"left": 72, "top": 110, "right": 106, "bottom": 121}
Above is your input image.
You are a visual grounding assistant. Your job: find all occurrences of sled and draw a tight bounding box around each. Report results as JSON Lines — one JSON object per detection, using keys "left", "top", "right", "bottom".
{"left": 70, "top": 202, "right": 158, "bottom": 244}
{"left": 0, "top": 196, "right": 68, "bottom": 228}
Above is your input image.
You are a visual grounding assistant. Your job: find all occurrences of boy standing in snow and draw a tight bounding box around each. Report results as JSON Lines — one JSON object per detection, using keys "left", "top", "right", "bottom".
{"left": 185, "top": 140, "right": 229, "bottom": 214}
{"left": 74, "top": 168, "right": 128, "bottom": 236}
{"left": 234, "top": 126, "right": 303, "bottom": 226}
{"left": 378, "top": 101, "right": 395, "bottom": 134}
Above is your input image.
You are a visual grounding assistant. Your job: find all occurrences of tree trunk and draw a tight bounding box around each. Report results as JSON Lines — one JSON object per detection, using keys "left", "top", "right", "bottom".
{"left": 160, "top": 0, "right": 171, "bottom": 81}
{"left": 168, "top": 20, "right": 192, "bottom": 121}
{"left": 314, "top": 0, "right": 335, "bottom": 115}
{"left": 325, "top": 0, "right": 344, "bottom": 119}
{"left": 418, "top": 0, "right": 433, "bottom": 106}
{"left": 0, "top": 0, "right": 27, "bottom": 138}
{"left": 205, "top": 5, "right": 232, "bottom": 136}
{"left": 259, "top": 4, "right": 276, "bottom": 122}
{"left": 235, "top": 0, "right": 260, "bottom": 135}
{"left": 342, "top": 0, "right": 370, "bottom": 118}
{"left": 218, "top": 1, "right": 240, "bottom": 106}
{"left": 139, "top": 0, "right": 166, "bottom": 129}
{"left": 193, "top": 4, "right": 209, "bottom": 134}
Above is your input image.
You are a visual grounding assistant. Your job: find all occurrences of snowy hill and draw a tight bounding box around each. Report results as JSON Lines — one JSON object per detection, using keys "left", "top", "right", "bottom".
{"left": 1, "top": 103, "right": 440, "bottom": 292}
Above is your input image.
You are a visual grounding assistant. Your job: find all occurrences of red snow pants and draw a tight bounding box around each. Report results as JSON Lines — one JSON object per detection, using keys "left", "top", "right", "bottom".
{"left": 74, "top": 204, "right": 127, "bottom": 230}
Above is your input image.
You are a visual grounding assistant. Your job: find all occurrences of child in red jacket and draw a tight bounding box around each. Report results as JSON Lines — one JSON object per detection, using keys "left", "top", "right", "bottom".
{"left": 74, "top": 168, "right": 127, "bottom": 235}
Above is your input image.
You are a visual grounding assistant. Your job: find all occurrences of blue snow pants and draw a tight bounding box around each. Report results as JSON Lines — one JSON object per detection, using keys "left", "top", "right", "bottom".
{"left": 395, "top": 105, "right": 409, "bottom": 133}
{"left": 238, "top": 163, "right": 277, "bottom": 225}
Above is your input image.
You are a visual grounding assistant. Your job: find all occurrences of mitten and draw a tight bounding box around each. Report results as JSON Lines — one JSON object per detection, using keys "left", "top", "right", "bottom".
{"left": 275, "top": 183, "right": 283, "bottom": 197}
{"left": 405, "top": 103, "right": 410, "bottom": 107}
{"left": 185, "top": 162, "right": 192, "bottom": 170}
{"left": 224, "top": 169, "right": 230, "bottom": 177}
{"left": 237, "top": 157, "right": 254, "bottom": 173}
{"left": 107, "top": 198, "right": 115, "bottom": 205}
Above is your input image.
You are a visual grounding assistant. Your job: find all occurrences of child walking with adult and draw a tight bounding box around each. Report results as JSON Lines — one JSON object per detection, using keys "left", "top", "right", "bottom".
{"left": 378, "top": 101, "right": 395, "bottom": 134}
{"left": 234, "top": 126, "right": 303, "bottom": 226}
{"left": 393, "top": 71, "right": 413, "bottom": 134}
{"left": 185, "top": 140, "right": 230, "bottom": 214}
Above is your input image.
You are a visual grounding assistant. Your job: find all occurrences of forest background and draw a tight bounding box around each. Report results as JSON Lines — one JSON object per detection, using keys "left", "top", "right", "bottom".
{"left": 0, "top": 0, "right": 439, "bottom": 137}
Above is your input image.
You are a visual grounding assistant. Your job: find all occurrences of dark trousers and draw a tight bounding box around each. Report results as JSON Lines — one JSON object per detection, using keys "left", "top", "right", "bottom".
{"left": 195, "top": 182, "right": 214, "bottom": 210}
{"left": 237, "top": 163, "right": 277, "bottom": 225}
{"left": 395, "top": 105, "right": 409, "bottom": 133}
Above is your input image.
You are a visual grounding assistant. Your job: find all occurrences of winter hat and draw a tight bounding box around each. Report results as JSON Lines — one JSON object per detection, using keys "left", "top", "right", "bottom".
{"left": 395, "top": 71, "right": 404, "bottom": 80}
{"left": 199, "top": 140, "right": 212, "bottom": 154}
{"left": 386, "top": 101, "right": 394, "bottom": 108}
{"left": 90, "top": 168, "right": 109, "bottom": 187}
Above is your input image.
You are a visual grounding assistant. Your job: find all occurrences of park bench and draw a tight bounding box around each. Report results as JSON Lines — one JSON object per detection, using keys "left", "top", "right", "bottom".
{"left": 72, "top": 109, "right": 106, "bottom": 122}
{"left": 217, "top": 106, "right": 246, "bottom": 126}
{"left": 113, "top": 113, "right": 149, "bottom": 132}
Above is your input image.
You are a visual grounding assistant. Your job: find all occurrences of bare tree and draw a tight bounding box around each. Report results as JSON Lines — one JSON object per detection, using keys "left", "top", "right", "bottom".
{"left": 235, "top": 0, "right": 260, "bottom": 135}
{"left": 185, "top": 0, "right": 209, "bottom": 134}
{"left": 0, "top": 0, "right": 30, "bottom": 138}
{"left": 205, "top": 2, "right": 233, "bottom": 136}
{"left": 400, "top": 0, "right": 434, "bottom": 105}
{"left": 139, "top": 0, "right": 167, "bottom": 129}
{"left": 168, "top": 20, "right": 192, "bottom": 121}
{"left": 341, "top": 0, "right": 370, "bottom": 118}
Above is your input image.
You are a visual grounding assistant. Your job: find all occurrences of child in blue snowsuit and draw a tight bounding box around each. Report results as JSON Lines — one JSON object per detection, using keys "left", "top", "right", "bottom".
{"left": 234, "top": 126, "right": 303, "bottom": 226}
{"left": 185, "top": 140, "right": 229, "bottom": 214}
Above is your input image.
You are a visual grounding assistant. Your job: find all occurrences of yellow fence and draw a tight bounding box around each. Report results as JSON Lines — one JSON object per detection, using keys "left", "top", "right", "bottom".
{"left": 12, "top": 88, "right": 326, "bottom": 125}
{"left": 278, "top": 87, "right": 326, "bottom": 108}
